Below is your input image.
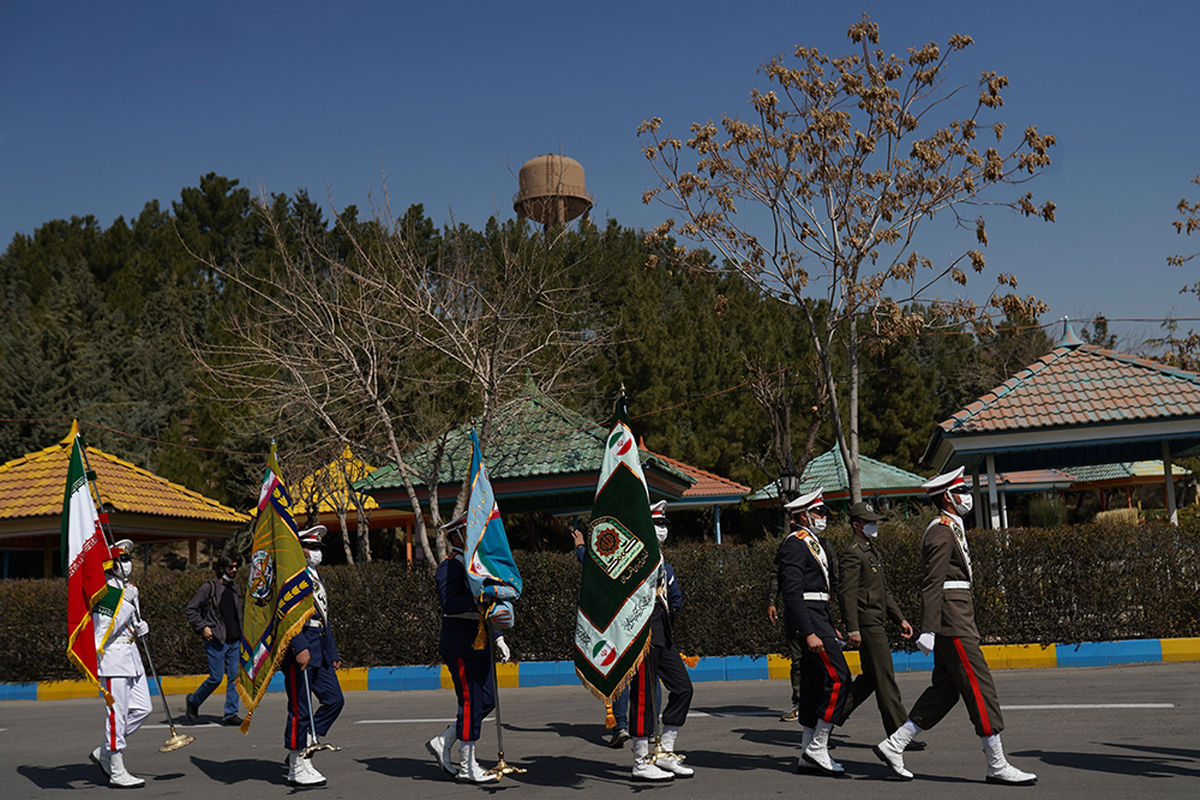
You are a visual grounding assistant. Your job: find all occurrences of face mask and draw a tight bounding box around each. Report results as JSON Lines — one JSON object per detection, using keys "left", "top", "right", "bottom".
{"left": 810, "top": 517, "right": 828, "bottom": 534}
{"left": 305, "top": 549, "right": 322, "bottom": 568}
{"left": 115, "top": 560, "right": 132, "bottom": 581}
{"left": 863, "top": 522, "right": 879, "bottom": 538}
{"left": 951, "top": 492, "right": 973, "bottom": 515}
{"left": 655, "top": 524, "right": 668, "bottom": 545}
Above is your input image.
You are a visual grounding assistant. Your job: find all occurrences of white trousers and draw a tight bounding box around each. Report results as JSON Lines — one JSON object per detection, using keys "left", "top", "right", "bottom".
{"left": 102, "top": 674, "right": 152, "bottom": 753}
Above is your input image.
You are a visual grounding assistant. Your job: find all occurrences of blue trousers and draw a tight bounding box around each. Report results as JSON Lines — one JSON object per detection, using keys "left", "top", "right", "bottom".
{"left": 282, "top": 660, "right": 344, "bottom": 750}
{"left": 188, "top": 640, "right": 239, "bottom": 718}
{"left": 447, "top": 653, "right": 496, "bottom": 742}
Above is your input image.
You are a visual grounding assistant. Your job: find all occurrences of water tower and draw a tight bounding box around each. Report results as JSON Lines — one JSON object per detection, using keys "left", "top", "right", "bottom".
{"left": 513, "top": 154, "right": 593, "bottom": 227}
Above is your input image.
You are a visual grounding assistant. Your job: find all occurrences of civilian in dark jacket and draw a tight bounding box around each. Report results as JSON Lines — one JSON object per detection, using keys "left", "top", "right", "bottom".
{"left": 184, "top": 554, "right": 244, "bottom": 725}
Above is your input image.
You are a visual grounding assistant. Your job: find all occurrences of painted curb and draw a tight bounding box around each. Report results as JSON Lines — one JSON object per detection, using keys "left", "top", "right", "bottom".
{"left": 5, "top": 636, "right": 1195, "bottom": 701}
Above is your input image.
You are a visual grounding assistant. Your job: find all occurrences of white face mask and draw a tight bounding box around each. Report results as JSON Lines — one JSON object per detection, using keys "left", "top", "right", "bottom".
{"left": 655, "top": 524, "right": 668, "bottom": 545}
{"left": 810, "top": 517, "right": 828, "bottom": 534}
{"left": 114, "top": 561, "right": 132, "bottom": 581}
{"left": 950, "top": 492, "right": 973, "bottom": 515}
{"left": 305, "top": 549, "right": 322, "bottom": 568}
{"left": 863, "top": 522, "right": 879, "bottom": 538}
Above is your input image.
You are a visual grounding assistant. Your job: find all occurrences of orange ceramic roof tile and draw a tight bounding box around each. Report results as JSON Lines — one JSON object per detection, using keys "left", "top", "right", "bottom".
{"left": 938, "top": 344, "right": 1200, "bottom": 434}
{"left": 642, "top": 450, "right": 750, "bottom": 499}
{"left": 0, "top": 426, "right": 248, "bottom": 524}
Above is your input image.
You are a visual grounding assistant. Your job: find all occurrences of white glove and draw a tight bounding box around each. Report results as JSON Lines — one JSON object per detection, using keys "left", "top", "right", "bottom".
{"left": 916, "top": 632, "right": 935, "bottom": 655}
{"left": 134, "top": 620, "right": 149, "bottom": 638}
{"left": 495, "top": 635, "right": 511, "bottom": 663}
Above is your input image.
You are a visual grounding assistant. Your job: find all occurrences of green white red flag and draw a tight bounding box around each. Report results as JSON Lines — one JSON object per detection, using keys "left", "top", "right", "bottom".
{"left": 61, "top": 423, "right": 113, "bottom": 705}
{"left": 573, "top": 397, "right": 662, "bottom": 701}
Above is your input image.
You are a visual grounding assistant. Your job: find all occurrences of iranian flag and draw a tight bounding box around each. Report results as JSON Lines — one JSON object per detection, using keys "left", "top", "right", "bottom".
{"left": 573, "top": 396, "right": 662, "bottom": 701}
{"left": 61, "top": 425, "right": 112, "bottom": 704}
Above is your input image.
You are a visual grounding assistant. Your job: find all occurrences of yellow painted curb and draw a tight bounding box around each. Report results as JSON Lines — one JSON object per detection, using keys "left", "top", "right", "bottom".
{"left": 982, "top": 643, "right": 1057, "bottom": 670}
{"left": 495, "top": 662, "right": 519, "bottom": 688}
{"left": 159, "top": 675, "right": 207, "bottom": 695}
{"left": 1161, "top": 637, "right": 1200, "bottom": 662}
{"left": 38, "top": 679, "right": 98, "bottom": 701}
{"left": 767, "top": 653, "right": 791, "bottom": 680}
{"left": 843, "top": 651, "right": 861, "bottom": 675}
{"left": 440, "top": 665, "right": 454, "bottom": 690}
{"left": 338, "top": 667, "right": 369, "bottom": 692}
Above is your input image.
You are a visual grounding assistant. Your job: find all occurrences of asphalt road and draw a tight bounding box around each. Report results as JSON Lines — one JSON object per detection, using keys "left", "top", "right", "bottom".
{"left": 2, "top": 662, "right": 1197, "bottom": 798}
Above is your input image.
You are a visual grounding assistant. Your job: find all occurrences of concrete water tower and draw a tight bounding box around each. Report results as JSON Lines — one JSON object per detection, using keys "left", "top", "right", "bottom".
{"left": 513, "top": 154, "right": 593, "bottom": 227}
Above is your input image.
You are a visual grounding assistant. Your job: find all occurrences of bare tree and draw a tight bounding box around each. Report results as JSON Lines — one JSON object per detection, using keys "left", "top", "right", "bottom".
{"left": 1158, "top": 175, "right": 1200, "bottom": 367}
{"left": 191, "top": 191, "right": 606, "bottom": 567}
{"left": 638, "top": 14, "right": 1054, "bottom": 501}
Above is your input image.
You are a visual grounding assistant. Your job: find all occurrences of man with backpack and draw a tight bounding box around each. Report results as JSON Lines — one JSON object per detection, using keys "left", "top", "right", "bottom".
{"left": 184, "top": 553, "right": 244, "bottom": 726}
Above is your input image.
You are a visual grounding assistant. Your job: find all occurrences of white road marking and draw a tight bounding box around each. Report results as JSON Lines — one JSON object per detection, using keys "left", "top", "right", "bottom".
{"left": 1001, "top": 703, "right": 1174, "bottom": 710}
{"left": 143, "top": 723, "right": 221, "bottom": 729}
{"left": 357, "top": 718, "right": 456, "bottom": 724}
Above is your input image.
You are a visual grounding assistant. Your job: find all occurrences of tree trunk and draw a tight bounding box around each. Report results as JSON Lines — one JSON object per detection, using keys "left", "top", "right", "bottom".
{"left": 847, "top": 323, "right": 862, "bottom": 503}
{"left": 337, "top": 510, "right": 354, "bottom": 565}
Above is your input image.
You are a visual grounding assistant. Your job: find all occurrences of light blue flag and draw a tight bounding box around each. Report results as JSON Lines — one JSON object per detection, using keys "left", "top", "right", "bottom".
{"left": 464, "top": 429, "right": 522, "bottom": 627}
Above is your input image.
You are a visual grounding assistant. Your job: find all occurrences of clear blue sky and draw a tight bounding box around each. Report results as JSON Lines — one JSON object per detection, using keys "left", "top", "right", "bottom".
{"left": 4, "top": 1, "right": 1197, "bottom": 346}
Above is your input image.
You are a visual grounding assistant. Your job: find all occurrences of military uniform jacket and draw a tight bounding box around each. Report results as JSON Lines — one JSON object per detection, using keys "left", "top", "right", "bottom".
{"left": 290, "top": 566, "right": 340, "bottom": 667}
{"left": 649, "top": 560, "right": 683, "bottom": 649}
{"left": 92, "top": 578, "right": 146, "bottom": 678}
{"left": 838, "top": 538, "right": 904, "bottom": 633}
{"left": 919, "top": 513, "right": 979, "bottom": 638}
{"left": 776, "top": 529, "right": 839, "bottom": 640}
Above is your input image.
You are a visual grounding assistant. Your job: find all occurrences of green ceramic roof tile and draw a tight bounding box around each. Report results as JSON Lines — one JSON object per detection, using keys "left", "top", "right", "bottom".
{"left": 748, "top": 448, "right": 927, "bottom": 501}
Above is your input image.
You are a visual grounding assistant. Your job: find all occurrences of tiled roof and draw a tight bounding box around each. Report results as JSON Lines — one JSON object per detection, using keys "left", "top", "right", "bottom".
{"left": 938, "top": 344, "right": 1200, "bottom": 434}
{"left": 360, "top": 391, "right": 694, "bottom": 491}
{"left": 1066, "top": 460, "right": 1189, "bottom": 484}
{"left": 0, "top": 425, "right": 249, "bottom": 524}
{"left": 292, "top": 446, "right": 384, "bottom": 515}
{"left": 749, "top": 449, "right": 927, "bottom": 502}
{"left": 967, "top": 468, "right": 1077, "bottom": 489}
{"left": 643, "top": 450, "right": 749, "bottom": 500}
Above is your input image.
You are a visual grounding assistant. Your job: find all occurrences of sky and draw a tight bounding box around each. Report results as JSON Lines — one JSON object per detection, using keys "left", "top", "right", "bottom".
{"left": 3, "top": 0, "right": 1198, "bottom": 348}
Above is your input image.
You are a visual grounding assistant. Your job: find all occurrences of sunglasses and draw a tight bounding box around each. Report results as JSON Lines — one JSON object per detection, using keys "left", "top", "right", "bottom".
{"left": 116, "top": 553, "right": 132, "bottom": 563}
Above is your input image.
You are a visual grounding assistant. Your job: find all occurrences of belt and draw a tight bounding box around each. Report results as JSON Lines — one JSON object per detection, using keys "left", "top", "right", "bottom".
{"left": 802, "top": 592, "right": 830, "bottom": 602}
{"left": 306, "top": 620, "right": 324, "bottom": 628}
{"left": 444, "top": 611, "right": 479, "bottom": 621}
{"left": 943, "top": 580, "right": 971, "bottom": 590}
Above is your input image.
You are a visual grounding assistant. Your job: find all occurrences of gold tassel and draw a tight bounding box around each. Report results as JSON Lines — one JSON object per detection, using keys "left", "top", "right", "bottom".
{"left": 604, "top": 700, "right": 616, "bottom": 729}
{"left": 472, "top": 603, "right": 491, "bottom": 650}
{"left": 680, "top": 653, "right": 699, "bottom": 668}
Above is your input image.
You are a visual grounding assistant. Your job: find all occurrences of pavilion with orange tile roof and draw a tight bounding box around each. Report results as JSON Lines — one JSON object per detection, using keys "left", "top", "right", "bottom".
{"left": 0, "top": 422, "right": 249, "bottom": 577}
{"left": 923, "top": 320, "right": 1200, "bottom": 528}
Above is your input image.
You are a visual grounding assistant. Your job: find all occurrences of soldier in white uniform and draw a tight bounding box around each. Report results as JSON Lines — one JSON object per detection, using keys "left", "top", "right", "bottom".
{"left": 89, "top": 539, "right": 153, "bottom": 789}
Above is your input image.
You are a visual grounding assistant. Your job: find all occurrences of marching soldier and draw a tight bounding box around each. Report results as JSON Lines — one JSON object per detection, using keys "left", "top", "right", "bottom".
{"left": 282, "top": 525, "right": 345, "bottom": 787}
{"left": 777, "top": 490, "right": 849, "bottom": 776}
{"left": 427, "top": 516, "right": 511, "bottom": 784}
{"left": 873, "top": 468, "right": 1037, "bottom": 785}
{"left": 835, "top": 502, "right": 922, "bottom": 748}
{"left": 626, "top": 500, "right": 694, "bottom": 782}
{"left": 89, "top": 539, "right": 152, "bottom": 789}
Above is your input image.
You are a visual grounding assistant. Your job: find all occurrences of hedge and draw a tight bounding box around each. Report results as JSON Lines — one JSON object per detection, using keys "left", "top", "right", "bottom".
{"left": 3, "top": 519, "right": 1198, "bottom": 683}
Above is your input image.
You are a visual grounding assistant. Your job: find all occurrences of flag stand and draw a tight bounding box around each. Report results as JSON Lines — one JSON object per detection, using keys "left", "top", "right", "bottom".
{"left": 79, "top": 438, "right": 194, "bottom": 754}
{"left": 484, "top": 623, "right": 525, "bottom": 778}
{"left": 300, "top": 668, "right": 342, "bottom": 758}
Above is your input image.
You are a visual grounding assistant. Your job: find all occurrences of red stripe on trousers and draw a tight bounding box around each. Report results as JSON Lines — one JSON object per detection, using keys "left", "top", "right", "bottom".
{"left": 635, "top": 665, "right": 648, "bottom": 737}
{"left": 818, "top": 650, "right": 843, "bottom": 723}
{"left": 107, "top": 678, "right": 116, "bottom": 751}
{"left": 952, "top": 637, "right": 993, "bottom": 736}
{"left": 288, "top": 663, "right": 299, "bottom": 749}
{"left": 457, "top": 658, "right": 472, "bottom": 741}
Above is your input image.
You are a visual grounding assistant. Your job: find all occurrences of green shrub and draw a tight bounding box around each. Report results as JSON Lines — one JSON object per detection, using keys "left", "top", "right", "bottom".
{"left": 3, "top": 521, "right": 1198, "bottom": 683}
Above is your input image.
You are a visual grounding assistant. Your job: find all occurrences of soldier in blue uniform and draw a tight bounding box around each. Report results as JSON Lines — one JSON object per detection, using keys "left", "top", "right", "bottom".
{"left": 426, "top": 515, "right": 511, "bottom": 784}
{"left": 282, "top": 525, "right": 344, "bottom": 787}
{"left": 776, "top": 489, "right": 849, "bottom": 776}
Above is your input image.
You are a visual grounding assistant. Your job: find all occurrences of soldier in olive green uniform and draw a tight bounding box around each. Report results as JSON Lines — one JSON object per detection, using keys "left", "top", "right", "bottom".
{"left": 835, "top": 502, "right": 919, "bottom": 747}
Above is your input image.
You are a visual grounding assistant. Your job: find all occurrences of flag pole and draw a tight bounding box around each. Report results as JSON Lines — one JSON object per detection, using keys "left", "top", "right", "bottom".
{"left": 77, "top": 434, "right": 194, "bottom": 753}
{"left": 483, "top": 622, "right": 525, "bottom": 778}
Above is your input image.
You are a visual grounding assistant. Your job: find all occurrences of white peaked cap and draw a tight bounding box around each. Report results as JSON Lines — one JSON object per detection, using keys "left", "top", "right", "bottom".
{"left": 921, "top": 466, "right": 967, "bottom": 496}
{"left": 784, "top": 488, "right": 825, "bottom": 512}
{"left": 112, "top": 538, "right": 135, "bottom": 554}
{"left": 650, "top": 500, "right": 668, "bottom": 521}
{"left": 297, "top": 524, "right": 327, "bottom": 545}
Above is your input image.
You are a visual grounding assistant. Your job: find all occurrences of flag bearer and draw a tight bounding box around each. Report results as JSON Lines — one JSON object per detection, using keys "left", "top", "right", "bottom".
{"left": 90, "top": 539, "right": 152, "bottom": 789}
{"left": 282, "top": 525, "right": 344, "bottom": 787}
{"left": 626, "top": 500, "right": 694, "bottom": 781}
{"left": 873, "top": 467, "right": 1037, "bottom": 785}
{"left": 777, "top": 490, "right": 849, "bottom": 776}
{"left": 427, "top": 516, "right": 510, "bottom": 784}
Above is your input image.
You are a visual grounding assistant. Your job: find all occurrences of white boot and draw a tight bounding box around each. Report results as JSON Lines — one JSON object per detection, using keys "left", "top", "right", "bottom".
{"left": 90, "top": 746, "right": 111, "bottom": 777}
{"left": 799, "top": 725, "right": 814, "bottom": 758}
{"left": 107, "top": 751, "right": 145, "bottom": 789}
{"left": 873, "top": 720, "right": 919, "bottom": 780}
{"left": 802, "top": 719, "right": 845, "bottom": 775}
{"left": 286, "top": 749, "right": 326, "bottom": 787}
{"left": 631, "top": 737, "right": 674, "bottom": 782}
{"left": 425, "top": 724, "right": 456, "bottom": 776}
{"left": 456, "top": 742, "right": 499, "bottom": 783}
{"left": 657, "top": 726, "right": 694, "bottom": 777}
{"left": 982, "top": 734, "right": 1037, "bottom": 785}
